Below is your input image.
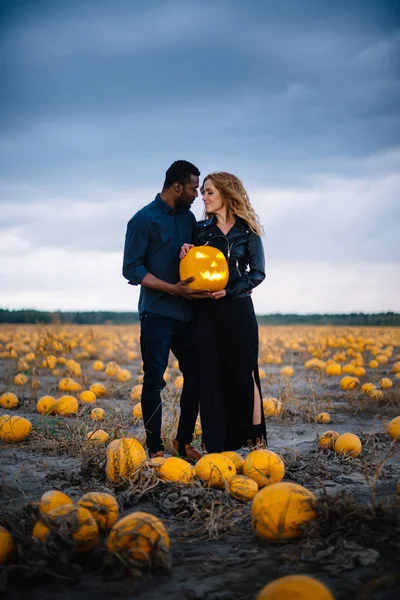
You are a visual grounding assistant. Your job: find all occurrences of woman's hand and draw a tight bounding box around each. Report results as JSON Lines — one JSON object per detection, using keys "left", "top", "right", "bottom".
{"left": 209, "top": 290, "right": 226, "bottom": 300}
{"left": 179, "top": 243, "right": 194, "bottom": 259}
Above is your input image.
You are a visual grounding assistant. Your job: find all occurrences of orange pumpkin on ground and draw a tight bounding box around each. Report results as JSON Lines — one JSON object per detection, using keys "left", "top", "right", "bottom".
{"left": 243, "top": 449, "right": 285, "bottom": 488}
{"left": 256, "top": 574, "right": 334, "bottom": 600}
{"left": 39, "top": 490, "right": 74, "bottom": 514}
{"left": 90, "top": 407, "right": 105, "bottom": 421}
{"left": 220, "top": 451, "right": 244, "bottom": 473}
{"left": 318, "top": 430, "right": 339, "bottom": 450}
{"left": 33, "top": 504, "right": 99, "bottom": 551}
{"left": 36, "top": 395, "right": 56, "bottom": 414}
{"left": 106, "top": 438, "right": 146, "bottom": 483}
{"left": 132, "top": 402, "right": 143, "bottom": 419}
{"left": 0, "top": 526, "right": 14, "bottom": 564}
{"left": 90, "top": 382, "right": 107, "bottom": 397}
{"left": 14, "top": 373, "right": 28, "bottom": 385}
{"left": 251, "top": 482, "right": 317, "bottom": 541}
{"left": 229, "top": 475, "right": 258, "bottom": 501}
{"left": 179, "top": 246, "right": 229, "bottom": 292}
{"left": 316, "top": 412, "right": 331, "bottom": 424}
{"left": 387, "top": 416, "right": 400, "bottom": 442}
{"left": 334, "top": 433, "right": 362, "bottom": 457}
{"left": 158, "top": 457, "right": 195, "bottom": 484}
{"left": 262, "top": 398, "right": 282, "bottom": 417}
{"left": 195, "top": 453, "right": 236, "bottom": 488}
{"left": 107, "top": 511, "right": 170, "bottom": 564}
{"left": 0, "top": 392, "right": 19, "bottom": 409}
{"left": 54, "top": 395, "right": 78, "bottom": 416}
{"left": 78, "top": 492, "right": 119, "bottom": 530}
{"left": 0, "top": 415, "right": 32, "bottom": 443}
{"left": 80, "top": 390, "right": 97, "bottom": 404}
{"left": 87, "top": 429, "right": 109, "bottom": 444}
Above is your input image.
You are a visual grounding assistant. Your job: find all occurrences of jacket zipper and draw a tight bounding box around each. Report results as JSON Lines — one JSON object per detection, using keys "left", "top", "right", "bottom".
{"left": 204, "top": 234, "right": 233, "bottom": 259}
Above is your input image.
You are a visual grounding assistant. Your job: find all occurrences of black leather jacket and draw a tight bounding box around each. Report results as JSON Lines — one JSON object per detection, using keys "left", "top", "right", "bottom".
{"left": 194, "top": 216, "right": 266, "bottom": 298}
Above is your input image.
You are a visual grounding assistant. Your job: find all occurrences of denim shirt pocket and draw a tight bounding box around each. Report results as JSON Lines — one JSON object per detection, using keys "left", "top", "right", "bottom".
{"left": 151, "top": 222, "right": 173, "bottom": 246}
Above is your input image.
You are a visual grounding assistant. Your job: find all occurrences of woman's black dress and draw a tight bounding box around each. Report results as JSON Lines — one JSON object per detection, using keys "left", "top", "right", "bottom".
{"left": 194, "top": 216, "right": 266, "bottom": 452}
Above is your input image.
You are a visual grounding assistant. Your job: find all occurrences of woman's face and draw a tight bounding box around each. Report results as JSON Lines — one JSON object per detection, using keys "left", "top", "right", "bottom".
{"left": 202, "top": 179, "right": 224, "bottom": 213}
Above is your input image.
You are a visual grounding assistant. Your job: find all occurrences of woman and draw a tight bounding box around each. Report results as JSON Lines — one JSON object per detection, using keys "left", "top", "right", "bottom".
{"left": 180, "top": 172, "right": 266, "bottom": 453}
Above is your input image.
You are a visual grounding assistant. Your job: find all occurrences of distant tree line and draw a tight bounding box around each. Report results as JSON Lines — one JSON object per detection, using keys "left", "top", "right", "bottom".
{"left": 0, "top": 309, "right": 399, "bottom": 326}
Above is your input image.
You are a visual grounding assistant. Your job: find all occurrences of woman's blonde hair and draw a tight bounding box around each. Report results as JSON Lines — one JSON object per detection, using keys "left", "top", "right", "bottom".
{"left": 201, "top": 172, "right": 264, "bottom": 236}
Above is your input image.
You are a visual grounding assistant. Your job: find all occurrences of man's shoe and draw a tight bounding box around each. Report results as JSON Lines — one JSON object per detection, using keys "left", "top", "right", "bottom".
{"left": 150, "top": 450, "right": 165, "bottom": 460}
{"left": 172, "top": 439, "right": 203, "bottom": 462}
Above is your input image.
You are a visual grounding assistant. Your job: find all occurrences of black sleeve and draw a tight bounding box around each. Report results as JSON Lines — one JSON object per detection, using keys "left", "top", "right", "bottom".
{"left": 225, "top": 234, "right": 266, "bottom": 297}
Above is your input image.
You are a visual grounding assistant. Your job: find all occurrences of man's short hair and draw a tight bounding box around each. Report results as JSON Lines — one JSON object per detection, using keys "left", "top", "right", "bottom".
{"left": 163, "top": 160, "right": 200, "bottom": 189}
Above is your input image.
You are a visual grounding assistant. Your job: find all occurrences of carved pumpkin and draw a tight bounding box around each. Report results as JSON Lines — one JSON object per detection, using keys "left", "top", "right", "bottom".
{"left": 195, "top": 453, "right": 236, "bottom": 488}
{"left": 54, "top": 395, "right": 78, "bottom": 416}
{"left": 36, "top": 395, "right": 56, "bottom": 414}
{"left": 78, "top": 492, "right": 119, "bottom": 530}
{"left": 0, "top": 415, "right": 32, "bottom": 443}
{"left": 159, "top": 457, "right": 195, "bottom": 484}
{"left": 251, "top": 482, "right": 317, "bottom": 541}
{"left": 33, "top": 504, "right": 99, "bottom": 552}
{"left": 106, "top": 438, "right": 146, "bottom": 483}
{"left": 91, "top": 407, "right": 105, "bottom": 421}
{"left": 0, "top": 392, "right": 19, "bottom": 409}
{"left": 107, "top": 511, "right": 170, "bottom": 565}
{"left": 179, "top": 245, "right": 229, "bottom": 292}
{"left": 229, "top": 475, "right": 258, "bottom": 501}
{"left": 90, "top": 382, "right": 107, "bottom": 397}
{"left": 387, "top": 416, "right": 400, "bottom": 442}
{"left": 80, "top": 390, "right": 97, "bottom": 404}
{"left": 87, "top": 429, "right": 109, "bottom": 444}
{"left": 221, "top": 451, "right": 244, "bottom": 473}
{"left": 243, "top": 449, "right": 285, "bottom": 488}
{"left": 256, "top": 574, "right": 334, "bottom": 600}
{"left": 39, "top": 490, "right": 74, "bottom": 514}
{"left": 0, "top": 526, "right": 14, "bottom": 564}
{"left": 334, "top": 433, "right": 362, "bottom": 457}
{"left": 318, "top": 430, "right": 339, "bottom": 450}
{"left": 316, "top": 412, "right": 331, "bottom": 424}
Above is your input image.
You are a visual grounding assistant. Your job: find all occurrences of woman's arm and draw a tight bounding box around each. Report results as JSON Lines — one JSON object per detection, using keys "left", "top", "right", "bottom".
{"left": 225, "top": 234, "right": 266, "bottom": 297}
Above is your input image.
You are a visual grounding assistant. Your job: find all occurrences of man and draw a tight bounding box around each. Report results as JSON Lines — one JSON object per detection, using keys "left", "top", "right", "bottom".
{"left": 122, "top": 160, "right": 207, "bottom": 460}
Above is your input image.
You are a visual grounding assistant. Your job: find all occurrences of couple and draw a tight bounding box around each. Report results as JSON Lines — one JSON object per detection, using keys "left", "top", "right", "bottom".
{"left": 122, "top": 160, "right": 266, "bottom": 460}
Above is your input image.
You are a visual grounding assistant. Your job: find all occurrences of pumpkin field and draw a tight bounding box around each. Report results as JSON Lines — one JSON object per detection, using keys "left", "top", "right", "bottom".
{"left": 0, "top": 324, "right": 399, "bottom": 600}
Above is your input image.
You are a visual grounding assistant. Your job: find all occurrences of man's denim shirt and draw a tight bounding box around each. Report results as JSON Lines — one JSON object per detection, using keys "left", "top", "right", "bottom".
{"left": 122, "top": 194, "right": 196, "bottom": 322}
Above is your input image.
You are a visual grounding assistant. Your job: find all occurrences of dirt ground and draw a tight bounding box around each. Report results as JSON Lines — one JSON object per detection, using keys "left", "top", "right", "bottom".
{"left": 0, "top": 325, "right": 399, "bottom": 600}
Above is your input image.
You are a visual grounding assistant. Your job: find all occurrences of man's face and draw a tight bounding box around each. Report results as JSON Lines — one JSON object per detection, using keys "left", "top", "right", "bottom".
{"left": 175, "top": 174, "right": 199, "bottom": 209}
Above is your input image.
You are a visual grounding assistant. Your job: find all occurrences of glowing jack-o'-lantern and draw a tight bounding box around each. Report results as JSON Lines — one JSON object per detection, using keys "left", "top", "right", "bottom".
{"left": 179, "top": 246, "right": 229, "bottom": 292}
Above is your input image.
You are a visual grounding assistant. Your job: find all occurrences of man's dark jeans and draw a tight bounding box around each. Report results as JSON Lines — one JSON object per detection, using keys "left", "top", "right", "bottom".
{"left": 140, "top": 313, "right": 198, "bottom": 454}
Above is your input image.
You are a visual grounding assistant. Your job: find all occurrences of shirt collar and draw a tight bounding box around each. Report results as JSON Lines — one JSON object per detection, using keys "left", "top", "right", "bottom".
{"left": 155, "top": 193, "right": 174, "bottom": 214}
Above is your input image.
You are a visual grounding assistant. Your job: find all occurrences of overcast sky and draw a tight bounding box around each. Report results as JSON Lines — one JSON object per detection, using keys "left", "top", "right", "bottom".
{"left": 1, "top": 0, "right": 399, "bottom": 314}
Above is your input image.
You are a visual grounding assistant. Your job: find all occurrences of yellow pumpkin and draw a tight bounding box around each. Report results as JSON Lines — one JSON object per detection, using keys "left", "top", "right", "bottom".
{"left": 251, "top": 482, "right": 317, "bottom": 541}
{"left": 392, "top": 361, "right": 400, "bottom": 374}
{"left": 334, "top": 433, "right": 362, "bottom": 457}
{"left": 159, "top": 457, "right": 195, "bottom": 484}
{"left": 353, "top": 366, "right": 366, "bottom": 377}
{"left": 369, "top": 360, "right": 379, "bottom": 368}
{"left": 107, "top": 511, "right": 170, "bottom": 564}
{"left": 387, "top": 416, "right": 400, "bottom": 442}
{"left": 117, "top": 368, "right": 132, "bottom": 383}
{"left": 39, "top": 490, "right": 74, "bottom": 514}
{"left": 33, "top": 504, "right": 99, "bottom": 552}
{"left": 220, "top": 451, "right": 244, "bottom": 473}
{"left": 370, "top": 389, "right": 384, "bottom": 400}
{"left": 149, "top": 456, "right": 166, "bottom": 467}
{"left": 262, "top": 398, "right": 282, "bottom": 417}
{"left": 92, "top": 360, "right": 105, "bottom": 371}
{"left": 316, "top": 412, "right": 331, "bottom": 424}
{"left": 0, "top": 392, "right": 19, "bottom": 409}
{"left": 78, "top": 492, "right": 119, "bottom": 530}
{"left": 342, "top": 363, "right": 355, "bottom": 374}
{"left": 379, "top": 378, "right": 393, "bottom": 390}
{"left": 0, "top": 415, "right": 32, "bottom": 443}
{"left": 54, "top": 395, "right": 78, "bottom": 416}
{"left": 90, "top": 382, "right": 107, "bottom": 397}
{"left": 42, "top": 355, "right": 57, "bottom": 370}
{"left": 280, "top": 366, "right": 294, "bottom": 377}
{"left": 14, "top": 373, "right": 28, "bottom": 385}
{"left": 229, "top": 475, "right": 258, "bottom": 501}
{"left": 179, "top": 245, "right": 229, "bottom": 292}
{"left": 361, "top": 382, "right": 375, "bottom": 395}
{"left": 130, "top": 384, "right": 143, "bottom": 401}
{"left": 106, "top": 437, "right": 147, "bottom": 483}
{"left": 243, "top": 449, "right": 285, "bottom": 488}
{"left": 195, "top": 453, "right": 236, "bottom": 489}
{"left": 87, "top": 429, "right": 109, "bottom": 444}
{"left": 59, "top": 377, "right": 82, "bottom": 393}
{"left": 256, "top": 574, "right": 334, "bottom": 600}
{"left": 132, "top": 402, "right": 143, "bottom": 419}
{"left": 325, "top": 363, "right": 341, "bottom": 376}
{"left": 318, "top": 430, "right": 339, "bottom": 450}
{"left": 0, "top": 526, "right": 14, "bottom": 564}
{"left": 90, "top": 407, "right": 105, "bottom": 421}
{"left": 36, "top": 395, "right": 56, "bottom": 414}
{"left": 80, "top": 390, "right": 97, "bottom": 404}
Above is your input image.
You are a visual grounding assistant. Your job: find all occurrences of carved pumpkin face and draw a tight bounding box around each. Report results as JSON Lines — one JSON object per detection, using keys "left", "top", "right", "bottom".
{"left": 179, "top": 245, "right": 229, "bottom": 291}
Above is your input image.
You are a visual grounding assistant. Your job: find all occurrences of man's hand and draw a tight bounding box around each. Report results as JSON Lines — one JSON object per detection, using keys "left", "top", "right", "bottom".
{"left": 209, "top": 289, "right": 226, "bottom": 300}
{"left": 179, "top": 243, "right": 194, "bottom": 259}
{"left": 173, "top": 277, "right": 210, "bottom": 299}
